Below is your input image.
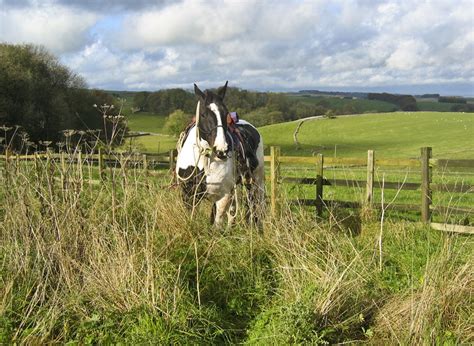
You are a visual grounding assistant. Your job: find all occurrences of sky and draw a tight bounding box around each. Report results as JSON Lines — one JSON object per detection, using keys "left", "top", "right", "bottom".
{"left": 1, "top": 0, "right": 473, "bottom": 95}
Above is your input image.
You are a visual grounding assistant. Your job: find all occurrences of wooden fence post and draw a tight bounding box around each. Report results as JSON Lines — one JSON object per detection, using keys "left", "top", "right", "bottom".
{"left": 270, "top": 146, "right": 280, "bottom": 218}
{"left": 60, "top": 151, "right": 66, "bottom": 189}
{"left": 142, "top": 154, "right": 148, "bottom": 175}
{"left": 78, "top": 151, "right": 83, "bottom": 190}
{"left": 15, "top": 152, "right": 20, "bottom": 175}
{"left": 34, "top": 152, "right": 40, "bottom": 177}
{"left": 421, "top": 147, "right": 432, "bottom": 224}
{"left": 98, "top": 149, "right": 105, "bottom": 180}
{"left": 169, "top": 149, "right": 176, "bottom": 172}
{"left": 366, "top": 150, "right": 375, "bottom": 207}
{"left": 315, "top": 153, "right": 324, "bottom": 216}
{"left": 5, "top": 149, "right": 11, "bottom": 182}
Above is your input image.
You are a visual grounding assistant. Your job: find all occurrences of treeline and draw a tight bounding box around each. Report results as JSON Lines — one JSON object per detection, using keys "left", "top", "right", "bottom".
{"left": 450, "top": 103, "right": 474, "bottom": 112}
{"left": 0, "top": 44, "right": 125, "bottom": 151}
{"left": 133, "top": 88, "right": 334, "bottom": 127}
{"left": 416, "top": 94, "right": 440, "bottom": 98}
{"left": 368, "top": 93, "right": 418, "bottom": 111}
{"left": 438, "top": 96, "right": 467, "bottom": 104}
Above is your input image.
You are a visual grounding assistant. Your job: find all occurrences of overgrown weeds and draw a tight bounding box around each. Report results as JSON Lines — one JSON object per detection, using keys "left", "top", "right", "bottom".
{"left": 0, "top": 154, "right": 472, "bottom": 344}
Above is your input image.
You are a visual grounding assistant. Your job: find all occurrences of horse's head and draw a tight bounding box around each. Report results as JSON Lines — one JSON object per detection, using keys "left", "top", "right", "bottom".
{"left": 194, "top": 81, "right": 229, "bottom": 160}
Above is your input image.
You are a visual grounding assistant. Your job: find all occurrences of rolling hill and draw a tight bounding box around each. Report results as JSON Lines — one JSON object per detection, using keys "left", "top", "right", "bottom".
{"left": 259, "top": 112, "right": 474, "bottom": 159}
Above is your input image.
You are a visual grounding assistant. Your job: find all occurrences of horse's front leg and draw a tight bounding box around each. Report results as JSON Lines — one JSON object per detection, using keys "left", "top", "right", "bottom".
{"left": 213, "top": 193, "right": 234, "bottom": 228}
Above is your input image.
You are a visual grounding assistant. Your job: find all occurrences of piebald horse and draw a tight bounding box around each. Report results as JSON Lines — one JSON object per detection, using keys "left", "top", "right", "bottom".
{"left": 176, "top": 82, "right": 265, "bottom": 227}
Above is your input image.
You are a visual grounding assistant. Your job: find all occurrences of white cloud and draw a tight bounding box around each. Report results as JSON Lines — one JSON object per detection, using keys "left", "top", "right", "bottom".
{"left": 117, "top": 0, "right": 325, "bottom": 49}
{"left": 0, "top": 4, "right": 98, "bottom": 53}
{"left": 117, "top": 0, "right": 256, "bottom": 48}
{"left": 386, "top": 39, "right": 430, "bottom": 70}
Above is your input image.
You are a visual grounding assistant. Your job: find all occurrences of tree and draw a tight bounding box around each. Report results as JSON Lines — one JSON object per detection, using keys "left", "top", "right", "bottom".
{"left": 0, "top": 43, "right": 127, "bottom": 150}
{"left": 146, "top": 89, "right": 195, "bottom": 115}
{"left": 132, "top": 91, "right": 150, "bottom": 111}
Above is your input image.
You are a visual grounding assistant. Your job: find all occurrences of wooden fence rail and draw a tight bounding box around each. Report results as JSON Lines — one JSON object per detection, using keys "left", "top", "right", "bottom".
{"left": 1, "top": 149, "right": 178, "bottom": 173}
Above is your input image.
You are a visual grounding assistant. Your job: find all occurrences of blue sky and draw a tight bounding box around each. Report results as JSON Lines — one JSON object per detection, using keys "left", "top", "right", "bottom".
{"left": 1, "top": 0, "right": 473, "bottom": 95}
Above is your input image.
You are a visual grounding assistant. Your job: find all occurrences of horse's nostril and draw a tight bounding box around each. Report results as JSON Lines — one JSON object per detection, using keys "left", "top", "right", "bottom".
{"left": 216, "top": 151, "right": 227, "bottom": 160}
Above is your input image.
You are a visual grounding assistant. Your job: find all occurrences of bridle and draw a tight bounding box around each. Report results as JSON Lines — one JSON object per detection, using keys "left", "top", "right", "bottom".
{"left": 195, "top": 101, "right": 231, "bottom": 159}
{"left": 196, "top": 124, "right": 225, "bottom": 135}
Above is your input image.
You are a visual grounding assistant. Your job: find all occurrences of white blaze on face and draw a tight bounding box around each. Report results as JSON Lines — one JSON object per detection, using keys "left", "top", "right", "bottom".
{"left": 209, "top": 103, "right": 228, "bottom": 153}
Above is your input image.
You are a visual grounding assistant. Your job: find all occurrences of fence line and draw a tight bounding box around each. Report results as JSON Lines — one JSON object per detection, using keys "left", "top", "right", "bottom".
{"left": 268, "top": 146, "right": 474, "bottom": 232}
{"left": 2, "top": 147, "right": 473, "bottom": 232}
{"left": 1, "top": 149, "right": 178, "bottom": 173}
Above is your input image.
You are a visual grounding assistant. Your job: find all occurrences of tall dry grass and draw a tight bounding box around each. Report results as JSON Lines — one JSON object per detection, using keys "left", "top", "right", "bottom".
{"left": 373, "top": 240, "right": 473, "bottom": 344}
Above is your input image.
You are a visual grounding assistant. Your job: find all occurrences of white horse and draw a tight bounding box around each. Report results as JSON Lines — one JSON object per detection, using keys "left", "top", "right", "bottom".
{"left": 175, "top": 82, "right": 265, "bottom": 227}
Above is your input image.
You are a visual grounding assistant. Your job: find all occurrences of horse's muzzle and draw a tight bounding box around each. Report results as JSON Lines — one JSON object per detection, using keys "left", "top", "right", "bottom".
{"left": 215, "top": 150, "right": 228, "bottom": 160}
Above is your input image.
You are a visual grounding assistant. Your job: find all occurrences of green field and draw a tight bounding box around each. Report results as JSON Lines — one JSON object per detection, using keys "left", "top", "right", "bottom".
{"left": 123, "top": 113, "right": 177, "bottom": 153}
{"left": 125, "top": 111, "right": 474, "bottom": 159}
{"left": 126, "top": 112, "right": 167, "bottom": 133}
{"left": 259, "top": 112, "right": 474, "bottom": 159}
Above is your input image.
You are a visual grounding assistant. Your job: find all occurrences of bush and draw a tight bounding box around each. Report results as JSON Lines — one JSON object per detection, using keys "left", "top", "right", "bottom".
{"left": 163, "top": 109, "right": 192, "bottom": 136}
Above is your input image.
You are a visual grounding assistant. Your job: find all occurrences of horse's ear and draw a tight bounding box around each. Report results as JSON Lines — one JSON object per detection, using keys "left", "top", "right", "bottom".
{"left": 217, "top": 81, "right": 228, "bottom": 99}
{"left": 194, "top": 83, "right": 205, "bottom": 99}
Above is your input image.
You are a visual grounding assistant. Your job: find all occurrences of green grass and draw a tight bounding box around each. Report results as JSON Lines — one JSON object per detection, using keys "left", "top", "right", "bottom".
{"left": 126, "top": 112, "right": 167, "bottom": 133}
{"left": 123, "top": 134, "right": 177, "bottom": 153}
{"left": 275, "top": 164, "right": 473, "bottom": 225}
{"left": 123, "top": 113, "right": 177, "bottom": 153}
{"left": 259, "top": 112, "right": 474, "bottom": 159}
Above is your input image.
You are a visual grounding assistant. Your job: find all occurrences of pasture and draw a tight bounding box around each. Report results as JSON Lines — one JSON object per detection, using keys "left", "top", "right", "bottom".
{"left": 259, "top": 112, "right": 474, "bottom": 158}
{"left": 257, "top": 112, "right": 473, "bottom": 226}
{"left": 124, "top": 112, "right": 176, "bottom": 153}
{"left": 124, "top": 111, "right": 474, "bottom": 158}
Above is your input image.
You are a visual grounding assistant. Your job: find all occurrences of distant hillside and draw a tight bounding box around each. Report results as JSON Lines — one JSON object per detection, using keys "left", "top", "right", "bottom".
{"left": 106, "top": 88, "right": 474, "bottom": 135}
{"left": 297, "top": 90, "right": 368, "bottom": 99}
{"left": 259, "top": 112, "right": 474, "bottom": 159}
